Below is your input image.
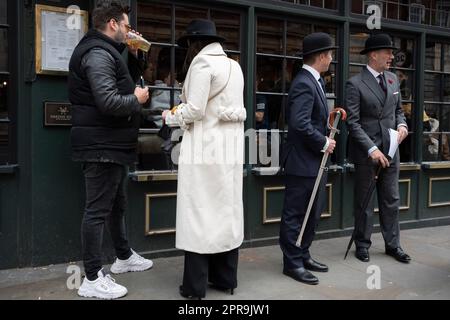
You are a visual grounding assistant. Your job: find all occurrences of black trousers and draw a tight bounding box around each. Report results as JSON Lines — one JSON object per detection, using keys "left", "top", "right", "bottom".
{"left": 182, "top": 248, "right": 239, "bottom": 298}
{"left": 81, "top": 162, "right": 132, "bottom": 281}
{"left": 279, "top": 174, "right": 327, "bottom": 270}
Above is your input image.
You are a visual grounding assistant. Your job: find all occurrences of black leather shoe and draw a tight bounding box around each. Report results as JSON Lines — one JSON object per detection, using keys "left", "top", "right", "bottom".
{"left": 355, "top": 247, "right": 370, "bottom": 262}
{"left": 179, "top": 286, "right": 203, "bottom": 300}
{"left": 386, "top": 247, "right": 411, "bottom": 263}
{"left": 208, "top": 283, "right": 235, "bottom": 295}
{"left": 283, "top": 267, "right": 319, "bottom": 285}
{"left": 303, "top": 258, "right": 329, "bottom": 272}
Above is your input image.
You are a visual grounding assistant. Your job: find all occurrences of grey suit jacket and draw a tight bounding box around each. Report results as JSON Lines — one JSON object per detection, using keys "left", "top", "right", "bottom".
{"left": 345, "top": 67, "right": 407, "bottom": 165}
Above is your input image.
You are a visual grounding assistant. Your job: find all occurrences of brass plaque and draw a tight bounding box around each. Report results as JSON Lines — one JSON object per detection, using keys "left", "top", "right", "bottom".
{"left": 44, "top": 102, "right": 72, "bottom": 126}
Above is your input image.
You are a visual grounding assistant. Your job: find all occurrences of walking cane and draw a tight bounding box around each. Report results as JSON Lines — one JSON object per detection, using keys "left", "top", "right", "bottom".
{"left": 295, "top": 108, "right": 347, "bottom": 248}
{"left": 344, "top": 164, "right": 382, "bottom": 259}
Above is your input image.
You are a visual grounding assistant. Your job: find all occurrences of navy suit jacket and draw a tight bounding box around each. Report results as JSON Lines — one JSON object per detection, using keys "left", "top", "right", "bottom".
{"left": 281, "top": 68, "right": 329, "bottom": 177}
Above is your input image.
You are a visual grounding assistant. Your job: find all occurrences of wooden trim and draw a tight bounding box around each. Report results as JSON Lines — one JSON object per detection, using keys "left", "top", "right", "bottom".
{"left": 428, "top": 177, "right": 450, "bottom": 208}
{"left": 262, "top": 183, "right": 332, "bottom": 224}
{"left": 422, "top": 162, "right": 450, "bottom": 170}
{"left": 145, "top": 192, "right": 177, "bottom": 236}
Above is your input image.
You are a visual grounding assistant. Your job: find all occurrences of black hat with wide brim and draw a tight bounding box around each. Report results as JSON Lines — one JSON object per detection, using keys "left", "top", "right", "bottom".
{"left": 360, "top": 33, "right": 398, "bottom": 55}
{"left": 177, "top": 19, "right": 226, "bottom": 48}
{"left": 300, "top": 32, "right": 338, "bottom": 57}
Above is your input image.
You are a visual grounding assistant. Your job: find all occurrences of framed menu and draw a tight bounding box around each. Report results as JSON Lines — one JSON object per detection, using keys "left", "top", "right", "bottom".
{"left": 35, "top": 4, "right": 88, "bottom": 75}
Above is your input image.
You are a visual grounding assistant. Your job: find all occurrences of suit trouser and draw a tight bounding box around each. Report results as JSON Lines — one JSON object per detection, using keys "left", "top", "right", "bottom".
{"left": 81, "top": 162, "right": 133, "bottom": 281}
{"left": 279, "top": 174, "right": 327, "bottom": 270}
{"left": 353, "top": 162, "right": 401, "bottom": 250}
{"left": 182, "top": 248, "right": 239, "bottom": 297}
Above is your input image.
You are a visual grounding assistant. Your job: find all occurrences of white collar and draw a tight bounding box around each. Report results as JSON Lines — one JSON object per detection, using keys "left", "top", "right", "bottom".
{"left": 302, "top": 64, "right": 321, "bottom": 81}
{"left": 366, "top": 65, "right": 383, "bottom": 80}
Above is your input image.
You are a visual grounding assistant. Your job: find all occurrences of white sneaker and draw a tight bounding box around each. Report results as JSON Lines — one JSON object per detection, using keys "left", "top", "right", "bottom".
{"left": 110, "top": 249, "right": 153, "bottom": 274}
{"left": 77, "top": 269, "right": 127, "bottom": 299}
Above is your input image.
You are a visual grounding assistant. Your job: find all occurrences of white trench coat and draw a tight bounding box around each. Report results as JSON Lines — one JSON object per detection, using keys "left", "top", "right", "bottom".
{"left": 165, "top": 42, "right": 246, "bottom": 254}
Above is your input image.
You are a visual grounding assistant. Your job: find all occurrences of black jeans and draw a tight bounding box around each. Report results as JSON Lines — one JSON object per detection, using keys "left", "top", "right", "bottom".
{"left": 81, "top": 162, "right": 132, "bottom": 281}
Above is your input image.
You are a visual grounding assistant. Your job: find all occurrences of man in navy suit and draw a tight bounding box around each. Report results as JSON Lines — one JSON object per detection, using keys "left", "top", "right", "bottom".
{"left": 279, "top": 33, "right": 338, "bottom": 285}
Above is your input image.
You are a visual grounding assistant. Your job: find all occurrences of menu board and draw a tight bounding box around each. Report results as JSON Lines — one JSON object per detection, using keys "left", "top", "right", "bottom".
{"left": 35, "top": 5, "right": 88, "bottom": 75}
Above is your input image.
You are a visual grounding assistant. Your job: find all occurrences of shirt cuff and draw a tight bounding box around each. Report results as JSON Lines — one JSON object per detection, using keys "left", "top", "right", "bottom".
{"left": 397, "top": 124, "right": 408, "bottom": 130}
{"left": 321, "top": 137, "right": 329, "bottom": 153}
{"left": 368, "top": 146, "right": 378, "bottom": 156}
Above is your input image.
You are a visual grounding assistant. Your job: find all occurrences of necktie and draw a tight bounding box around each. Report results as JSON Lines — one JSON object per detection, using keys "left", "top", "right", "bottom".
{"left": 318, "top": 77, "right": 326, "bottom": 96}
{"left": 377, "top": 74, "right": 387, "bottom": 95}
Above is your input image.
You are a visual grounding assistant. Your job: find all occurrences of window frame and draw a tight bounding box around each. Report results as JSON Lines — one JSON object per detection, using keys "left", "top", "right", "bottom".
{"left": 423, "top": 38, "right": 450, "bottom": 162}
{"left": 0, "top": 0, "right": 16, "bottom": 166}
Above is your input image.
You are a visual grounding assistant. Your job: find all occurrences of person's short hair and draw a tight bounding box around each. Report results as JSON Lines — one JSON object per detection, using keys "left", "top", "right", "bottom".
{"left": 303, "top": 50, "right": 329, "bottom": 65}
{"left": 92, "top": 0, "right": 130, "bottom": 31}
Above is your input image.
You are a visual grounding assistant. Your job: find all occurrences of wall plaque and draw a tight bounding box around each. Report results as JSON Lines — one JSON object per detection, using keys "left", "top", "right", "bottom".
{"left": 44, "top": 102, "right": 72, "bottom": 126}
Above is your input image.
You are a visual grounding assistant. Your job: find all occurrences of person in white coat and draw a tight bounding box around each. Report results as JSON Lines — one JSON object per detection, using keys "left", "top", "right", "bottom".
{"left": 162, "top": 19, "right": 246, "bottom": 299}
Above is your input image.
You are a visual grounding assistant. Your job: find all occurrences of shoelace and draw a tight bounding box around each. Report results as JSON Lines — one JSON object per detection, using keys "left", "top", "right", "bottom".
{"left": 104, "top": 274, "right": 117, "bottom": 284}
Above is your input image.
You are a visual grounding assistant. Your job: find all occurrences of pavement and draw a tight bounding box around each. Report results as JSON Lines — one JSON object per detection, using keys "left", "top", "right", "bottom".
{"left": 0, "top": 225, "right": 449, "bottom": 300}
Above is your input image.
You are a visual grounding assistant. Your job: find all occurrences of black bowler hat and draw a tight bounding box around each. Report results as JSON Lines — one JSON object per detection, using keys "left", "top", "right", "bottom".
{"left": 300, "top": 32, "right": 338, "bottom": 57}
{"left": 360, "top": 33, "right": 398, "bottom": 55}
{"left": 177, "top": 19, "right": 226, "bottom": 48}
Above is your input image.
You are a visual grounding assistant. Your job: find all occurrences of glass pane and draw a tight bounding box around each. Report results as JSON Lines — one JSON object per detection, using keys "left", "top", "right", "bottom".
{"left": 256, "top": 56, "right": 284, "bottom": 93}
{"left": 445, "top": 75, "right": 450, "bottom": 102}
{"left": 387, "top": 2, "right": 399, "bottom": 20}
{"left": 0, "top": 75, "right": 7, "bottom": 118}
{"left": 425, "top": 42, "right": 442, "bottom": 71}
{"left": 349, "top": 64, "right": 363, "bottom": 78}
{"left": 323, "top": 0, "right": 337, "bottom": 9}
{"left": 444, "top": 44, "right": 450, "bottom": 73}
{"left": 423, "top": 105, "right": 450, "bottom": 161}
{"left": 257, "top": 17, "right": 283, "bottom": 55}
{"left": 137, "top": 2, "right": 172, "bottom": 44}
{"left": 285, "top": 58, "right": 303, "bottom": 92}
{"left": 228, "top": 53, "right": 240, "bottom": 64}
{"left": 351, "top": 0, "right": 363, "bottom": 14}
{"left": 392, "top": 37, "right": 414, "bottom": 69}
{"left": 143, "top": 45, "right": 170, "bottom": 86}
{"left": 286, "top": 21, "right": 311, "bottom": 57}
{"left": 395, "top": 70, "right": 414, "bottom": 101}
{"left": 350, "top": 32, "right": 368, "bottom": 64}
{"left": 267, "top": 95, "right": 284, "bottom": 130}
{"left": 255, "top": 93, "right": 270, "bottom": 130}
{"left": 424, "top": 73, "right": 441, "bottom": 102}
{"left": 175, "top": 6, "right": 208, "bottom": 42}
{"left": 211, "top": 10, "right": 240, "bottom": 52}
{"left": 400, "top": 102, "right": 414, "bottom": 162}
{"left": 0, "top": 0, "right": 6, "bottom": 24}
{"left": 175, "top": 47, "right": 187, "bottom": 83}
{"left": 0, "top": 29, "right": 7, "bottom": 72}
{"left": 323, "top": 63, "right": 336, "bottom": 97}
{"left": 0, "top": 123, "right": 9, "bottom": 163}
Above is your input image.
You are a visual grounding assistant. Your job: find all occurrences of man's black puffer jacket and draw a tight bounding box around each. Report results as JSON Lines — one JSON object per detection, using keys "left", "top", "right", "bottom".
{"left": 68, "top": 29, "right": 143, "bottom": 165}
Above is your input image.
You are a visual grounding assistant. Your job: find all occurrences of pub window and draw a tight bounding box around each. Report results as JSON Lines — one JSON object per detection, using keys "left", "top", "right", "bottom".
{"left": 136, "top": 2, "right": 242, "bottom": 172}
{"left": 349, "top": 30, "right": 416, "bottom": 163}
{"left": 0, "top": 0, "right": 13, "bottom": 165}
{"left": 255, "top": 16, "right": 339, "bottom": 167}
{"left": 351, "top": 0, "right": 450, "bottom": 28}
{"left": 423, "top": 40, "right": 450, "bottom": 162}
{"left": 277, "top": 0, "right": 338, "bottom": 10}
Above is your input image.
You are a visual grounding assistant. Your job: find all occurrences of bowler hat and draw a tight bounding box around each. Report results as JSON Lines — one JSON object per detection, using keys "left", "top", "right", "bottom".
{"left": 177, "top": 19, "right": 226, "bottom": 48}
{"left": 360, "top": 33, "right": 398, "bottom": 55}
{"left": 300, "top": 32, "right": 338, "bottom": 57}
